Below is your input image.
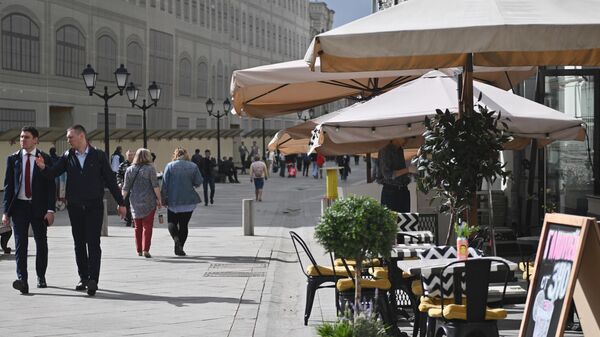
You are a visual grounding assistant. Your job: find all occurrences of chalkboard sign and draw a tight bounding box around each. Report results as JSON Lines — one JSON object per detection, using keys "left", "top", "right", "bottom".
{"left": 520, "top": 213, "right": 600, "bottom": 337}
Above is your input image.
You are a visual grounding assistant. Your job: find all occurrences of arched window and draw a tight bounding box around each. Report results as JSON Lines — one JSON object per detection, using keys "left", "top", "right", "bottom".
{"left": 216, "top": 60, "right": 223, "bottom": 99}
{"left": 197, "top": 61, "right": 208, "bottom": 98}
{"left": 96, "top": 35, "right": 117, "bottom": 82}
{"left": 126, "top": 41, "right": 143, "bottom": 86}
{"left": 179, "top": 58, "right": 191, "bottom": 96}
{"left": 224, "top": 65, "right": 229, "bottom": 100}
{"left": 56, "top": 25, "right": 86, "bottom": 78}
{"left": 2, "top": 13, "right": 40, "bottom": 73}
{"left": 211, "top": 64, "right": 216, "bottom": 98}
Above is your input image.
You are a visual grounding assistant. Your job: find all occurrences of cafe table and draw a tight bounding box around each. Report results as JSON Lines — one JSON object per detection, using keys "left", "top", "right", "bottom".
{"left": 397, "top": 256, "right": 517, "bottom": 277}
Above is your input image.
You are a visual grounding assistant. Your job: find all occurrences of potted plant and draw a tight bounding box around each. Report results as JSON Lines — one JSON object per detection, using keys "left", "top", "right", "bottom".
{"left": 454, "top": 222, "right": 479, "bottom": 260}
{"left": 314, "top": 195, "right": 397, "bottom": 317}
{"left": 414, "top": 103, "right": 512, "bottom": 244}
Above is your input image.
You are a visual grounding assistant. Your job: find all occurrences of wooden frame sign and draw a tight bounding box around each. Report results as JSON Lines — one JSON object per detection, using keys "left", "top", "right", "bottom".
{"left": 519, "top": 213, "right": 600, "bottom": 337}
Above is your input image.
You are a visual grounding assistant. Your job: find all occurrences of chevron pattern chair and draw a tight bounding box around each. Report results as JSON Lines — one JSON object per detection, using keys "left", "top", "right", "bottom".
{"left": 289, "top": 231, "right": 353, "bottom": 325}
{"left": 427, "top": 258, "right": 511, "bottom": 337}
{"left": 395, "top": 213, "right": 439, "bottom": 244}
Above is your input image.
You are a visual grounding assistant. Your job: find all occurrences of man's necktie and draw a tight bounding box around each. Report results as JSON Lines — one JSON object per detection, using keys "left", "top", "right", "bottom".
{"left": 25, "top": 153, "right": 32, "bottom": 198}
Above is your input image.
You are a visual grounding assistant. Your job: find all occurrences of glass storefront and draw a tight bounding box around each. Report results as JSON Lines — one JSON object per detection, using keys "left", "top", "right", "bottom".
{"left": 544, "top": 72, "right": 596, "bottom": 215}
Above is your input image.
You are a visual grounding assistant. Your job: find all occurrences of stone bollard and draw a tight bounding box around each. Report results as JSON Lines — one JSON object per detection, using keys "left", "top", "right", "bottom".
{"left": 242, "top": 199, "right": 254, "bottom": 236}
{"left": 101, "top": 199, "right": 108, "bottom": 237}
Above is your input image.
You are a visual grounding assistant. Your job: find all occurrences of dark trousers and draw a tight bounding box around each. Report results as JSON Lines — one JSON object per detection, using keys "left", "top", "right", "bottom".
{"left": 124, "top": 196, "right": 132, "bottom": 225}
{"left": 167, "top": 210, "right": 193, "bottom": 247}
{"left": 67, "top": 200, "right": 103, "bottom": 283}
{"left": 1, "top": 231, "right": 11, "bottom": 252}
{"left": 203, "top": 176, "right": 215, "bottom": 204}
{"left": 12, "top": 200, "right": 48, "bottom": 282}
{"left": 240, "top": 154, "right": 247, "bottom": 173}
{"left": 381, "top": 184, "right": 410, "bottom": 212}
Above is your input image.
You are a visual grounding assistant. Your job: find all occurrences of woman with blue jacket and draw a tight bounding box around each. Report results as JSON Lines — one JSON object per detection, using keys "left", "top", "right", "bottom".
{"left": 161, "top": 148, "right": 203, "bottom": 256}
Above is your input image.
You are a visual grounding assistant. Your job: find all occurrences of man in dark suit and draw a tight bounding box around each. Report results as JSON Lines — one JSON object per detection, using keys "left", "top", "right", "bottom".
{"left": 2, "top": 126, "right": 56, "bottom": 294}
{"left": 35, "top": 125, "right": 126, "bottom": 296}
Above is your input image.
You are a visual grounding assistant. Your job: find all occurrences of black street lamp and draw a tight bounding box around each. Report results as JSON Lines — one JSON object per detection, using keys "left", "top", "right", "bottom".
{"left": 297, "top": 108, "right": 316, "bottom": 122}
{"left": 205, "top": 97, "right": 231, "bottom": 162}
{"left": 82, "top": 63, "right": 129, "bottom": 157}
{"left": 125, "top": 81, "right": 162, "bottom": 148}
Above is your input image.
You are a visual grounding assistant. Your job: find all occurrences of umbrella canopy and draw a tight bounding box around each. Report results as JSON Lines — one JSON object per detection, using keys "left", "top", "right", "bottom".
{"left": 310, "top": 71, "right": 585, "bottom": 154}
{"left": 231, "top": 59, "right": 534, "bottom": 118}
{"left": 305, "top": 0, "right": 600, "bottom": 72}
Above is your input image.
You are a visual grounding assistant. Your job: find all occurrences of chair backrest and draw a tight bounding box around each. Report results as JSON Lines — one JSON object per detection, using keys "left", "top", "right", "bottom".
{"left": 289, "top": 231, "right": 326, "bottom": 278}
{"left": 419, "top": 246, "right": 483, "bottom": 298}
{"left": 397, "top": 232, "right": 422, "bottom": 244}
{"left": 418, "top": 214, "right": 438, "bottom": 244}
{"left": 395, "top": 212, "right": 439, "bottom": 244}
{"left": 439, "top": 258, "right": 511, "bottom": 322}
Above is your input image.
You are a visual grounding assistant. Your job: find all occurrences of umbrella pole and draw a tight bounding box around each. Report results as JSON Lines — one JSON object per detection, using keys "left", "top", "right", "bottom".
{"left": 487, "top": 178, "right": 497, "bottom": 256}
{"left": 460, "top": 53, "right": 478, "bottom": 227}
{"left": 366, "top": 153, "right": 372, "bottom": 183}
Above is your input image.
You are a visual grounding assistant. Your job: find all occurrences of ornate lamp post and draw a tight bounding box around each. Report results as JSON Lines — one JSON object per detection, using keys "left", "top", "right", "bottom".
{"left": 82, "top": 63, "right": 129, "bottom": 157}
{"left": 125, "top": 81, "right": 162, "bottom": 148}
{"left": 205, "top": 98, "right": 231, "bottom": 162}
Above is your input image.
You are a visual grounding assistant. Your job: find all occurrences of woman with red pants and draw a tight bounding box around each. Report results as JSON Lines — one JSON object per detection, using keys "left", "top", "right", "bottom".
{"left": 122, "top": 148, "right": 161, "bottom": 258}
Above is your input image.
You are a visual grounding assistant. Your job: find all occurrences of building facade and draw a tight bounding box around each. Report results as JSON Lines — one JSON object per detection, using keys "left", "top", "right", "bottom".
{"left": 0, "top": 0, "right": 313, "bottom": 135}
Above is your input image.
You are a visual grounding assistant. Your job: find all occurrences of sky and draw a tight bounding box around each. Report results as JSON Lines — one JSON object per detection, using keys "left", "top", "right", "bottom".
{"left": 323, "top": 0, "right": 374, "bottom": 28}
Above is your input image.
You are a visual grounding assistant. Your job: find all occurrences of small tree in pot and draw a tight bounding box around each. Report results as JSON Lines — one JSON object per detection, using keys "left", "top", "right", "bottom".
{"left": 413, "top": 103, "right": 511, "bottom": 244}
{"left": 315, "top": 196, "right": 397, "bottom": 316}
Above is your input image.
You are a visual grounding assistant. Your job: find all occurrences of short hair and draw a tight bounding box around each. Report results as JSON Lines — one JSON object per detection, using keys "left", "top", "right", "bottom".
{"left": 254, "top": 155, "right": 260, "bottom": 161}
{"left": 133, "top": 148, "right": 152, "bottom": 165}
{"left": 195, "top": 149, "right": 200, "bottom": 154}
{"left": 126, "top": 149, "right": 134, "bottom": 156}
{"left": 151, "top": 152, "right": 156, "bottom": 162}
{"left": 204, "top": 149, "right": 211, "bottom": 154}
{"left": 21, "top": 126, "right": 39, "bottom": 138}
{"left": 228, "top": 156, "right": 233, "bottom": 160}
{"left": 172, "top": 147, "right": 190, "bottom": 161}
{"left": 68, "top": 124, "right": 87, "bottom": 137}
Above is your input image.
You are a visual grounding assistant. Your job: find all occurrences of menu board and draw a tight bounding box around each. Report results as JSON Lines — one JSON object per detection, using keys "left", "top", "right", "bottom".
{"left": 522, "top": 223, "right": 580, "bottom": 337}
{"left": 520, "top": 213, "right": 600, "bottom": 337}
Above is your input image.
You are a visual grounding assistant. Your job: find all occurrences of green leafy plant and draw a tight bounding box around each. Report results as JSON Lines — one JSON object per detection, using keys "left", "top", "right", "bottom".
{"left": 454, "top": 221, "right": 479, "bottom": 238}
{"left": 315, "top": 196, "right": 396, "bottom": 316}
{"left": 414, "top": 103, "right": 512, "bottom": 244}
{"left": 316, "top": 308, "right": 390, "bottom": 337}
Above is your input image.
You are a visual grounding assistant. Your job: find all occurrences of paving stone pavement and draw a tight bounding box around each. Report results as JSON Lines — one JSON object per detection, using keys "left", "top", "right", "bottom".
{"left": 0, "top": 163, "right": 584, "bottom": 337}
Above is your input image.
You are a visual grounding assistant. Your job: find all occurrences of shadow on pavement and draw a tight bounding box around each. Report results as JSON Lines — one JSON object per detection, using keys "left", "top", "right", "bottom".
{"left": 152, "top": 255, "right": 295, "bottom": 264}
{"left": 38, "top": 286, "right": 257, "bottom": 307}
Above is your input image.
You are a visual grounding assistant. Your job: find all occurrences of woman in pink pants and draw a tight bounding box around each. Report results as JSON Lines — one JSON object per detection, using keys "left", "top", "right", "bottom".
{"left": 122, "top": 148, "right": 161, "bottom": 258}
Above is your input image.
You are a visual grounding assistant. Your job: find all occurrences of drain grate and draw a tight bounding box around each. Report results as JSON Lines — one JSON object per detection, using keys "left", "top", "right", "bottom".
{"left": 203, "top": 263, "right": 267, "bottom": 278}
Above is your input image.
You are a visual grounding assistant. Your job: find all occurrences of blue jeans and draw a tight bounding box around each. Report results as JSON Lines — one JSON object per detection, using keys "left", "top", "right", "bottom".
{"left": 203, "top": 176, "right": 215, "bottom": 204}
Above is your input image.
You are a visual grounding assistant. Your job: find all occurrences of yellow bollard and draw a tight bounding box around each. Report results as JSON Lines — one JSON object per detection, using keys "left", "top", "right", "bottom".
{"left": 325, "top": 167, "right": 340, "bottom": 199}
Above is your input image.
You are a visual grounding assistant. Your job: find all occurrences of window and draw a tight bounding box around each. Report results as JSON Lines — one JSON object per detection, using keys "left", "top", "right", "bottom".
{"left": 255, "top": 17, "right": 259, "bottom": 48}
{"left": 0, "top": 108, "right": 35, "bottom": 132}
{"left": 261, "top": 19, "right": 265, "bottom": 49}
{"left": 179, "top": 58, "right": 191, "bottom": 96}
{"left": 96, "top": 35, "right": 117, "bottom": 82}
{"left": 97, "top": 112, "right": 116, "bottom": 129}
{"left": 211, "top": 64, "right": 215, "bottom": 98}
{"left": 234, "top": 8, "right": 239, "bottom": 41}
{"left": 200, "top": 0, "right": 205, "bottom": 26}
{"left": 160, "top": 0, "right": 165, "bottom": 10}
{"left": 149, "top": 29, "right": 173, "bottom": 127}
{"left": 177, "top": 117, "right": 189, "bottom": 129}
{"left": 217, "top": 1, "right": 222, "bottom": 33}
{"left": 1, "top": 14, "right": 40, "bottom": 73}
{"left": 192, "top": 0, "right": 198, "bottom": 23}
{"left": 126, "top": 41, "right": 143, "bottom": 86}
{"left": 126, "top": 114, "right": 142, "bottom": 128}
{"left": 184, "top": 0, "right": 190, "bottom": 21}
{"left": 210, "top": 0, "right": 216, "bottom": 30}
{"left": 197, "top": 61, "right": 208, "bottom": 97}
{"left": 249, "top": 15, "right": 253, "bottom": 46}
{"left": 216, "top": 60, "right": 223, "bottom": 99}
{"left": 242, "top": 12, "right": 246, "bottom": 43}
{"left": 168, "top": 0, "right": 173, "bottom": 13}
{"left": 196, "top": 118, "right": 206, "bottom": 128}
{"left": 56, "top": 25, "right": 85, "bottom": 78}
{"left": 150, "top": 0, "right": 156, "bottom": 7}
{"left": 175, "top": 0, "right": 181, "bottom": 18}
{"left": 223, "top": 4, "right": 228, "bottom": 34}
{"left": 224, "top": 65, "right": 229, "bottom": 99}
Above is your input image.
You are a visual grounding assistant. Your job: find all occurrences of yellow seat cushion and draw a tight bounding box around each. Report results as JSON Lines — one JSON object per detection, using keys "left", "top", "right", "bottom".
{"left": 368, "top": 267, "right": 388, "bottom": 279}
{"left": 428, "top": 304, "right": 507, "bottom": 320}
{"left": 411, "top": 280, "right": 423, "bottom": 296}
{"left": 336, "top": 278, "right": 391, "bottom": 292}
{"left": 418, "top": 296, "right": 466, "bottom": 312}
{"left": 334, "top": 258, "right": 381, "bottom": 267}
{"left": 306, "top": 265, "right": 354, "bottom": 277}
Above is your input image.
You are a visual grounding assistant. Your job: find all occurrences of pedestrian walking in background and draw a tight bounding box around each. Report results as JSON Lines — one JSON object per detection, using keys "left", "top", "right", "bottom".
{"left": 337, "top": 155, "right": 351, "bottom": 181}
{"left": 3, "top": 126, "right": 56, "bottom": 294}
{"left": 296, "top": 154, "right": 303, "bottom": 174}
{"left": 238, "top": 142, "right": 248, "bottom": 174}
{"left": 279, "top": 152, "right": 286, "bottom": 177}
{"left": 250, "top": 141, "right": 259, "bottom": 159}
{"left": 36, "top": 124, "right": 126, "bottom": 296}
{"left": 316, "top": 153, "right": 325, "bottom": 179}
{"left": 224, "top": 157, "right": 240, "bottom": 183}
{"left": 354, "top": 155, "right": 360, "bottom": 166}
{"left": 199, "top": 149, "right": 216, "bottom": 206}
{"left": 161, "top": 148, "right": 203, "bottom": 257}
{"left": 111, "top": 146, "right": 124, "bottom": 173}
{"left": 302, "top": 153, "right": 311, "bottom": 177}
{"left": 117, "top": 150, "right": 134, "bottom": 227}
{"left": 250, "top": 155, "right": 268, "bottom": 202}
{"left": 191, "top": 149, "right": 203, "bottom": 169}
{"left": 122, "top": 148, "right": 161, "bottom": 258}
{"left": 267, "top": 150, "right": 275, "bottom": 173}
{"left": 310, "top": 153, "right": 318, "bottom": 178}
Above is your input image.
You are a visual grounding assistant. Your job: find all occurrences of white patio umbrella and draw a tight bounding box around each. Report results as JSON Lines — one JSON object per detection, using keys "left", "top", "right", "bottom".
{"left": 305, "top": 0, "right": 600, "bottom": 73}
{"left": 231, "top": 59, "right": 534, "bottom": 118}
{"left": 309, "top": 71, "right": 585, "bottom": 154}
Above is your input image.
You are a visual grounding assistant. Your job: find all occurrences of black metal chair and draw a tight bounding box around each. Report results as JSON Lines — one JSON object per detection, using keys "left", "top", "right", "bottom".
{"left": 289, "top": 231, "right": 350, "bottom": 325}
{"left": 427, "top": 258, "right": 511, "bottom": 337}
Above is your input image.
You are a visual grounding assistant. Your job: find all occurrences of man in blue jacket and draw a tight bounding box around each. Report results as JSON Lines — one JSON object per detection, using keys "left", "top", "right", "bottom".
{"left": 3, "top": 126, "right": 56, "bottom": 294}
{"left": 35, "top": 125, "right": 126, "bottom": 296}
